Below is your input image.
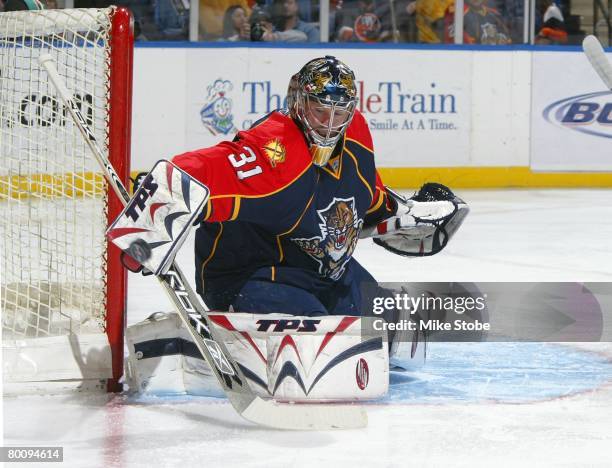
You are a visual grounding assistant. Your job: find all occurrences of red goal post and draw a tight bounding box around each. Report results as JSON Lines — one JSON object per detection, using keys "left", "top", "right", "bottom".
{"left": 107, "top": 7, "right": 133, "bottom": 392}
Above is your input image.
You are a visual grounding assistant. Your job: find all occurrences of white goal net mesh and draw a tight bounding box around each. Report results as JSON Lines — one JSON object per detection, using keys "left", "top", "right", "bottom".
{"left": 0, "top": 9, "right": 115, "bottom": 342}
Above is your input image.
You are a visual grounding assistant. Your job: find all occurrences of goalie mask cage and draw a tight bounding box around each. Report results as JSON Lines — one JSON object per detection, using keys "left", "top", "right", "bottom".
{"left": 0, "top": 7, "right": 133, "bottom": 393}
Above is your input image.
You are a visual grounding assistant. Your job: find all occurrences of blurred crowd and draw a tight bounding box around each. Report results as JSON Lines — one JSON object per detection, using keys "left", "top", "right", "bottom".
{"left": 200, "top": 0, "right": 578, "bottom": 45}
{"left": 0, "top": 0, "right": 589, "bottom": 45}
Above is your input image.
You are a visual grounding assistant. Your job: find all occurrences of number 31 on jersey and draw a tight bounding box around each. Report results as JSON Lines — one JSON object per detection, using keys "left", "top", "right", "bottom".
{"left": 228, "top": 146, "right": 263, "bottom": 180}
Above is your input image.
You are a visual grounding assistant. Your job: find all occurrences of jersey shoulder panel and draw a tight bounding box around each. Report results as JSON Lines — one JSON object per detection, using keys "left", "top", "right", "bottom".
{"left": 173, "top": 111, "right": 312, "bottom": 200}
{"left": 345, "top": 110, "right": 374, "bottom": 155}
{"left": 237, "top": 111, "right": 312, "bottom": 179}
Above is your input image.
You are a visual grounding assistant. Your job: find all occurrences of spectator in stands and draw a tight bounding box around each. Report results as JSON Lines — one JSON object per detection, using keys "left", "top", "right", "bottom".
{"left": 383, "top": 0, "right": 418, "bottom": 42}
{"left": 271, "top": 0, "right": 319, "bottom": 42}
{"left": 445, "top": 0, "right": 511, "bottom": 44}
{"left": 200, "top": 0, "right": 250, "bottom": 40}
{"left": 336, "top": 0, "right": 385, "bottom": 42}
{"left": 155, "top": 0, "right": 190, "bottom": 40}
{"left": 535, "top": 0, "right": 567, "bottom": 44}
{"left": 496, "top": 0, "right": 524, "bottom": 43}
{"left": 221, "top": 4, "right": 251, "bottom": 41}
{"left": 397, "top": 1, "right": 418, "bottom": 42}
{"left": 414, "top": 0, "right": 453, "bottom": 43}
{"left": 326, "top": 0, "right": 345, "bottom": 41}
{"left": 304, "top": 0, "right": 344, "bottom": 41}
{"left": 249, "top": 4, "right": 309, "bottom": 42}
{"left": 134, "top": 18, "right": 147, "bottom": 41}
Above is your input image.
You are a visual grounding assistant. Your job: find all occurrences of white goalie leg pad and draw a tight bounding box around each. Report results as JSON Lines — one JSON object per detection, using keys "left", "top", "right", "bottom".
{"left": 208, "top": 313, "right": 388, "bottom": 402}
{"left": 388, "top": 309, "right": 427, "bottom": 371}
{"left": 126, "top": 312, "right": 389, "bottom": 401}
{"left": 388, "top": 285, "right": 429, "bottom": 370}
{"left": 125, "top": 312, "right": 223, "bottom": 396}
{"left": 107, "top": 160, "right": 209, "bottom": 275}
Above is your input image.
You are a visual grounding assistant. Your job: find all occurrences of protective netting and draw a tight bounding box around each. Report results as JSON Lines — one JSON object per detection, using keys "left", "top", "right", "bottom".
{"left": 0, "top": 9, "right": 115, "bottom": 339}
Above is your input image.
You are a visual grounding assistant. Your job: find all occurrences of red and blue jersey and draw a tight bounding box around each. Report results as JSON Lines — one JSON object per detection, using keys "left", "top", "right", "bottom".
{"left": 172, "top": 109, "right": 395, "bottom": 309}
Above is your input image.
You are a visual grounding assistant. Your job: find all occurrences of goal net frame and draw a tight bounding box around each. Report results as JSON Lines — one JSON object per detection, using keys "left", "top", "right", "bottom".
{"left": 1, "top": 7, "right": 133, "bottom": 393}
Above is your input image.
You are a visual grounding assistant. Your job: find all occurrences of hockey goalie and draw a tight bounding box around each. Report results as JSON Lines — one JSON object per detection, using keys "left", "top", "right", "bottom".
{"left": 109, "top": 56, "right": 469, "bottom": 401}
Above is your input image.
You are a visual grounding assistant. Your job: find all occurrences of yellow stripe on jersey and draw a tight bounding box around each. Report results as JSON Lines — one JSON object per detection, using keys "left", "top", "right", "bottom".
{"left": 275, "top": 176, "right": 319, "bottom": 263}
{"left": 366, "top": 189, "right": 385, "bottom": 214}
{"left": 200, "top": 223, "right": 224, "bottom": 292}
{"left": 344, "top": 147, "right": 374, "bottom": 202}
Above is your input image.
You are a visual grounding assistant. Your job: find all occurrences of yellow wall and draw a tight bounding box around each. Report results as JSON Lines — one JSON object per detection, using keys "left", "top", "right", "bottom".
{"left": 378, "top": 167, "right": 612, "bottom": 189}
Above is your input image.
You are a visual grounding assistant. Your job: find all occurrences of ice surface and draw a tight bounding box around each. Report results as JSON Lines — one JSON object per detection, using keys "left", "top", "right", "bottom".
{"left": 3, "top": 190, "right": 612, "bottom": 467}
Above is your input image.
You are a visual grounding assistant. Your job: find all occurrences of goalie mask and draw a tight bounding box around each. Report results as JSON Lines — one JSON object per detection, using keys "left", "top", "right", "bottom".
{"left": 288, "top": 56, "right": 357, "bottom": 167}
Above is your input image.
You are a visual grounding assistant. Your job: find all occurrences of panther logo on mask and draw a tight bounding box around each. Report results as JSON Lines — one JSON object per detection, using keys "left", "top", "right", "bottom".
{"left": 293, "top": 197, "right": 363, "bottom": 280}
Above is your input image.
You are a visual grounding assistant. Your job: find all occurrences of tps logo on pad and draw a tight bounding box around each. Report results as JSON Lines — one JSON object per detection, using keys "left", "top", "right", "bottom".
{"left": 200, "top": 78, "right": 237, "bottom": 136}
{"left": 543, "top": 91, "right": 612, "bottom": 139}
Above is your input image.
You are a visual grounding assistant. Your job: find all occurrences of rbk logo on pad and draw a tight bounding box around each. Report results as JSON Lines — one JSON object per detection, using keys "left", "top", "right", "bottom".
{"left": 356, "top": 358, "right": 369, "bottom": 390}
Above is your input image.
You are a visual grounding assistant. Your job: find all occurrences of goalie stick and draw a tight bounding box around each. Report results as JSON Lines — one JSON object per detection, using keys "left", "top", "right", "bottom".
{"left": 582, "top": 35, "right": 612, "bottom": 90}
{"left": 38, "top": 54, "right": 366, "bottom": 430}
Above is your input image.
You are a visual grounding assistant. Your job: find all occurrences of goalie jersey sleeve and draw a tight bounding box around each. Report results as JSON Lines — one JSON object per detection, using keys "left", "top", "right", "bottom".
{"left": 364, "top": 170, "right": 397, "bottom": 227}
{"left": 172, "top": 111, "right": 316, "bottom": 227}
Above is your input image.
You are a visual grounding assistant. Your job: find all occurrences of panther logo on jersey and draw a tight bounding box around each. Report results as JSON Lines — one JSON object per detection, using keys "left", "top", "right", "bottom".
{"left": 292, "top": 197, "right": 363, "bottom": 280}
